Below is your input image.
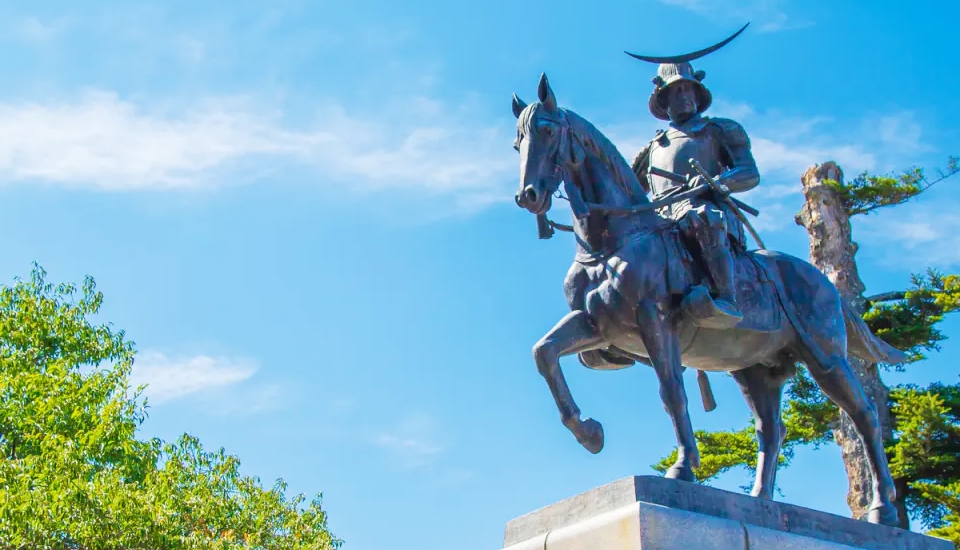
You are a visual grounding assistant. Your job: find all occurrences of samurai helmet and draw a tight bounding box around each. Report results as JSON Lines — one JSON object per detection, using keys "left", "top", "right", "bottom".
{"left": 624, "top": 23, "right": 749, "bottom": 121}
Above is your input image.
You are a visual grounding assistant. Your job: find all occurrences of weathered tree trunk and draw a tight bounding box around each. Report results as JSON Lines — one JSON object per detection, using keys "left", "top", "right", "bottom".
{"left": 794, "top": 162, "right": 907, "bottom": 528}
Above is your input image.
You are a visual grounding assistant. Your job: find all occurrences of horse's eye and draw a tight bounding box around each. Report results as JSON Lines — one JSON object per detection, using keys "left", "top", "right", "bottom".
{"left": 540, "top": 124, "right": 555, "bottom": 136}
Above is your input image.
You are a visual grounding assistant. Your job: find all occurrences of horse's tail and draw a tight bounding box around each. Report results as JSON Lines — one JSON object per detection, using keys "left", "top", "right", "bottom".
{"left": 842, "top": 300, "right": 909, "bottom": 365}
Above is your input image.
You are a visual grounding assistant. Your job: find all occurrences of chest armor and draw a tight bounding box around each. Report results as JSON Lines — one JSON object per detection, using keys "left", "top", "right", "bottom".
{"left": 647, "top": 122, "right": 725, "bottom": 197}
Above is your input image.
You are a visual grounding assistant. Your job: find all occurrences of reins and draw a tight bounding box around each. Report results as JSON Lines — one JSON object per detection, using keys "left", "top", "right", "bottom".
{"left": 533, "top": 109, "right": 716, "bottom": 240}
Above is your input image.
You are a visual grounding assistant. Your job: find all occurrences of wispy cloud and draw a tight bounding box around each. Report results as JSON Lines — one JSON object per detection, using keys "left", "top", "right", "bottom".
{"left": 652, "top": 0, "right": 814, "bottom": 32}
{"left": 129, "top": 351, "right": 258, "bottom": 404}
{"left": 174, "top": 35, "right": 207, "bottom": 65}
{"left": 0, "top": 90, "right": 515, "bottom": 207}
{"left": 372, "top": 413, "right": 446, "bottom": 469}
{"left": 857, "top": 206, "right": 960, "bottom": 268}
{"left": 12, "top": 16, "right": 68, "bottom": 43}
{"left": 211, "top": 382, "right": 287, "bottom": 417}
{"left": 435, "top": 468, "right": 476, "bottom": 489}
{"left": 707, "top": 100, "right": 887, "bottom": 178}
{"left": 329, "top": 398, "right": 356, "bottom": 418}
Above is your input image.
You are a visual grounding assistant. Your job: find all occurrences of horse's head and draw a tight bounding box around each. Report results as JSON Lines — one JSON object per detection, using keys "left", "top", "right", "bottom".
{"left": 511, "top": 73, "right": 582, "bottom": 216}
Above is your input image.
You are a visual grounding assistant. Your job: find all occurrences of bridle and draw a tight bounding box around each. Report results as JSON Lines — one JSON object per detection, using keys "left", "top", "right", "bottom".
{"left": 523, "top": 110, "right": 581, "bottom": 239}
{"left": 523, "top": 109, "right": 711, "bottom": 240}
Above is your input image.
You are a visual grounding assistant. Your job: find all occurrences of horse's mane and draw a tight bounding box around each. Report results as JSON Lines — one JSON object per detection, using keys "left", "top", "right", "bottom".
{"left": 563, "top": 108, "right": 647, "bottom": 202}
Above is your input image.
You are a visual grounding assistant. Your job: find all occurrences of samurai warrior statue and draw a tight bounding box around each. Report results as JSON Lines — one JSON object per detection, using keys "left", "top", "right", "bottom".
{"left": 627, "top": 24, "right": 760, "bottom": 330}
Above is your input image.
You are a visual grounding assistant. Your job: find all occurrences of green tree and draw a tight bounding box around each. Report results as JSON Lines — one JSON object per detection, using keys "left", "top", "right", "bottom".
{"left": 654, "top": 157, "right": 960, "bottom": 546}
{"left": 0, "top": 263, "right": 342, "bottom": 549}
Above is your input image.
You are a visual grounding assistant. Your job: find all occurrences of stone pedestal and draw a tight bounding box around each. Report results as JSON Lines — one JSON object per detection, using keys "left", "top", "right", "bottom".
{"left": 501, "top": 476, "right": 951, "bottom": 550}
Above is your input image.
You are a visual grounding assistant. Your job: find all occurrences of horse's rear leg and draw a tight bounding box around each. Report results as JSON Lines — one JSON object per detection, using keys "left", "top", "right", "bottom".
{"left": 731, "top": 364, "right": 787, "bottom": 500}
{"left": 798, "top": 350, "right": 898, "bottom": 527}
{"left": 533, "top": 310, "right": 608, "bottom": 454}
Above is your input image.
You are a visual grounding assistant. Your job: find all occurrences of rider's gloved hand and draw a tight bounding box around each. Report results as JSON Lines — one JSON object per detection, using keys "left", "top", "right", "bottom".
{"left": 686, "top": 174, "right": 707, "bottom": 190}
{"left": 687, "top": 174, "right": 732, "bottom": 197}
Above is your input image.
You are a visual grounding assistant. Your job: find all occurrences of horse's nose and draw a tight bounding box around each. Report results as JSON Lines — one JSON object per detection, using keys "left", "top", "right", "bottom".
{"left": 516, "top": 186, "right": 538, "bottom": 208}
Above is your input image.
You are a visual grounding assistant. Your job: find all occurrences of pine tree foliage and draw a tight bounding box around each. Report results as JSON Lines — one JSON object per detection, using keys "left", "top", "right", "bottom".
{"left": 825, "top": 156, "right": 958, "bottom": 216}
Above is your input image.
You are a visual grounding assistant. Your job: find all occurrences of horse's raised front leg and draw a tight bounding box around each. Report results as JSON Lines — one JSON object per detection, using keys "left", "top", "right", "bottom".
{"left": 532, "top": 310, "right": 609, "bottom": 454}
{"left": 731, "top": 364, "right": 786, "bottom": 500}
{"left": 635, "top": 298, "right": 699, "bottom": 481}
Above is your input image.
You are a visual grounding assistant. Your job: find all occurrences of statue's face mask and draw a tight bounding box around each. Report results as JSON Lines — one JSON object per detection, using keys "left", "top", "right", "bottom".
{"left": 664, "top": 81, "right": 700, "bottom": 122}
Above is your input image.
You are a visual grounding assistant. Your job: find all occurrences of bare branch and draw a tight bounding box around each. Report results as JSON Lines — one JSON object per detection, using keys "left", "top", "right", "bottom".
{"left": 917, "top": 154, "right": 960, "bottom": 194}
{"left": 866, "top": 291, "right": 907, "bottom": 303}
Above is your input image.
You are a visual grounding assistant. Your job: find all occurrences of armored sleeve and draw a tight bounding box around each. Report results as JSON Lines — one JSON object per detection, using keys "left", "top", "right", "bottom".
{"left": 711, "top": 118, "right": 760, "bottom": 193}
{"left": 630, "top": 141, "right": 652, "bottom": 193}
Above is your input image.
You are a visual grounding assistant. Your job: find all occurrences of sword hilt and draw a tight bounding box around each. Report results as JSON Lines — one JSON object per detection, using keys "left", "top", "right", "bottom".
{"left": 689, "top": 158, "right": 728, "bottom": 195}
{"left": 688, "top": 158, "right": 766, "bottom": 250}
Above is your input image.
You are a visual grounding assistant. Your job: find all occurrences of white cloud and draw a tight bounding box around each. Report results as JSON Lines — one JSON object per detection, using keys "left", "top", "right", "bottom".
{"left": 871, "top": 111, "right": 932, "bottom": 157}
{"left": 329, "top": 398, "right": 356, "bottom": 417}
{"left": 129, "top": 351, "right": 258, "bottom": 404}
{"left": 857, "top": 206, "right": 960, "bottom": 268}
{"left": 211, "top": 382, "right": 286, "bottom": 417}
{"left": 0, "top": 90, "right": 515, "bottom": 206}
{"left": 751, "top": 136, "right": 877, "bottom": 180}
{"left": 745, "top": 201, "right": 795, "bottom": 233}
{"left": 175, "top": 35, "right": 207, "bottom": 65}
{"left": 435, "top": 468, "right": 476, "bottom": 489}
{"left": 13, "top": 16, "right": 67, "bottom": 43}
{"left": 652, "top": 0, "right": 813, "bottom": 32}
{"left": 372, "top": 413, "right": 446, "bottom": 469}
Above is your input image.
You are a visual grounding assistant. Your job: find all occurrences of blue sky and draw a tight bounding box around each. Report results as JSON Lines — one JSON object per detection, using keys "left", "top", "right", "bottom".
{"left": 1, "top": 1, "right": 959, "bottom": 548}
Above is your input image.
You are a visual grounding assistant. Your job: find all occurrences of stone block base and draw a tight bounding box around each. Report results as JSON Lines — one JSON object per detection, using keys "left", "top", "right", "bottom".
{"left": 501, "top": 476, "right": 950, "bottom": 550}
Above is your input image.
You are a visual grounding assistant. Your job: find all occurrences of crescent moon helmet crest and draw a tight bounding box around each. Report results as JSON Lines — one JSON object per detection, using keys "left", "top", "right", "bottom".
{"left": 624, "top": 23, "right": 750, "bottom": 121}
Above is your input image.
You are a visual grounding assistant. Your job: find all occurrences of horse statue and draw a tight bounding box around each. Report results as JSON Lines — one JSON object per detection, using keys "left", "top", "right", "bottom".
{"left": 509, "top": 72, "right": 907, "bottom": 527}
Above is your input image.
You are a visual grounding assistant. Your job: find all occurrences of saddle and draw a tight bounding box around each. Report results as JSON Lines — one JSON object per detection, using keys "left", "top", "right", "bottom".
{"left": 724, "top": 249, "right": 783, "bottom": 333}
{"left": 578, "top": 244, "right": 783, "bottom": 372}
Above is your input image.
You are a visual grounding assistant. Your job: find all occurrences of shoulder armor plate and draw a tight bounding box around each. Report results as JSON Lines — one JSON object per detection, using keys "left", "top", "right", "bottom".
{"left": 708, "top": 117, "right": 750, "bottom": 148}
{"left": 631, "top": 131, "right": 662, "bottom": 174}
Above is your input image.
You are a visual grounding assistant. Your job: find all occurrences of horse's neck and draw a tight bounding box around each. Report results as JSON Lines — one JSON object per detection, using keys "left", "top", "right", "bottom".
{"left": 569, "top": 153, "right": 658, "bottom": 257}
{"left": 579, "top": 154, "right": 635, "bottom": 205}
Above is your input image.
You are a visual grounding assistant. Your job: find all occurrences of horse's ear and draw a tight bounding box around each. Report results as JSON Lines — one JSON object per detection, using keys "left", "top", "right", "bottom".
{"left": 512, "top": 94, "right": 527, "bottom": 119}
{"left": 537, "top": 73, "right": 557, "bottom": 112}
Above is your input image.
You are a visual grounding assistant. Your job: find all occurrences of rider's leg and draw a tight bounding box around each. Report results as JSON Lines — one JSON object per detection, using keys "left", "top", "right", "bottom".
{"left": 681, "top": 205, "right": 743, "bottom": 329}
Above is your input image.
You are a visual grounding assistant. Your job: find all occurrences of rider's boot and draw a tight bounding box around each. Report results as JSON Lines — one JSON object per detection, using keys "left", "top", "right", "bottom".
{"left": 702, "top": 244, "right": 743, "bottom": 328}
{"left": 686, "top": 244, "right": 743, "bottom": 329}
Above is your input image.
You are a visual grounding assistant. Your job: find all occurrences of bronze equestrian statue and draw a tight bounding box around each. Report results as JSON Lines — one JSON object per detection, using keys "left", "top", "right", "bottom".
{"left": 508, "top": 24, "right": 906, "bottom": 527}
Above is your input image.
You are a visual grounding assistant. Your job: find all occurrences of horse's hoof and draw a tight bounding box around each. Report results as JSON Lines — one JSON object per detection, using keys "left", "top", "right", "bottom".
{"left": 866, "top": 503, "right": 899, "bottom": 527}
{"left": 576, "top": 418, "right": 604, "bottom": 454}
{"left": 665, "top": 464, "right": 696, "bottom": 482}
{"left": 750, "top": 487, "right": 773, "bottom": 500}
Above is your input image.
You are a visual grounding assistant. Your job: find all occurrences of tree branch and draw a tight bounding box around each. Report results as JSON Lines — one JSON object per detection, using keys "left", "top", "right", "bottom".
{"left": 866, "top": 291, "right": 907, "bottom": 303}
{"left": 832, "top": 155, "right": 960, "bottom": 217}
